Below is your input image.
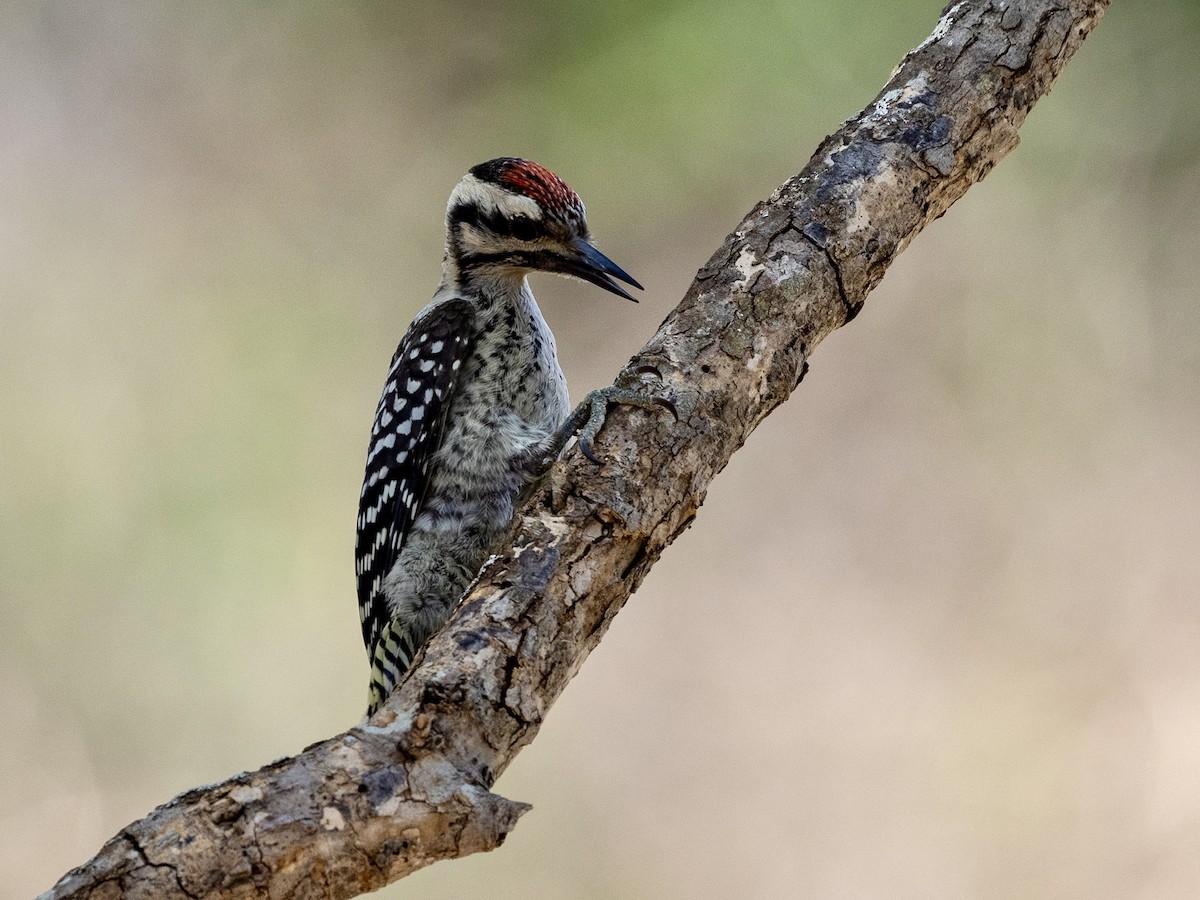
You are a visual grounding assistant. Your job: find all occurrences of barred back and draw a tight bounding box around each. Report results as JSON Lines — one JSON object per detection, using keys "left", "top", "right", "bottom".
{"left": 355, "top": 298, "right": 474, "bottom": 657}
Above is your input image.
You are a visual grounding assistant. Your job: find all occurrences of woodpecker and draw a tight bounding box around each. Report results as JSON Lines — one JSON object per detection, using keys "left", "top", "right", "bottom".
{"left": 356, "top": 158, "right": 648, "bottom": 716}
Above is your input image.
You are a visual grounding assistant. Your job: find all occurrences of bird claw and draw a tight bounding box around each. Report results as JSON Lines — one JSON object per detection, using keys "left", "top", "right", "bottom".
{"left": 577, "top": 435, "right": 603, "bottom": 465}
{"left": 650, "top": 393, "right": 679, "bottom": 421}
{"left": 572, "top": 385, "right": 676, "bottom": 465}
{"left": 522, "top": 384, "right": 674, "bottom": 478}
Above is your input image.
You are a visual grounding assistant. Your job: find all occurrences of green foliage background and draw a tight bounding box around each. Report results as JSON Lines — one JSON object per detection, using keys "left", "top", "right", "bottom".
{"left": 3, "top": 2, "right": 1199, "bottom": 897}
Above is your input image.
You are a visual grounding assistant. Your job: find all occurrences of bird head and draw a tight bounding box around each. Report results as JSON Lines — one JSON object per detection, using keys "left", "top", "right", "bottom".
{"left": 445, "top": 157, "right": 642, "bottom": 301}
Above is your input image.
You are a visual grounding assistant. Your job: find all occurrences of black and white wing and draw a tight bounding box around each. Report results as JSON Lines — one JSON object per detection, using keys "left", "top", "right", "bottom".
{"left": 355, "top": 297, "right": 474, "bottom": 654}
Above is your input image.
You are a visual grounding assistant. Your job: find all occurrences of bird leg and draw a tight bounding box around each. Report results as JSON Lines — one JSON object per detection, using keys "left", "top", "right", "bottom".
{"left": 520, "top": 385, "right": 676, "bottom": 476}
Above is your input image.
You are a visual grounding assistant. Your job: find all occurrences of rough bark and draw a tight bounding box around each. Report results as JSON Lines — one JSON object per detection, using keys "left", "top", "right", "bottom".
{"left": 41, "top": 1, "right": 1109, "bottom": 897}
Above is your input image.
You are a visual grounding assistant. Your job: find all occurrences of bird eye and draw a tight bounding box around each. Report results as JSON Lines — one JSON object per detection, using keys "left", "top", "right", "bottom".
{"left": 510, "top": 215, "right": 537, "bottom": 241}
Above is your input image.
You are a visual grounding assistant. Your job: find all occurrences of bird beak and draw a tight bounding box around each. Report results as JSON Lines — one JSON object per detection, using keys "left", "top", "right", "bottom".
{"left": 557, "top": 238, "right": 643, "bottom": 302}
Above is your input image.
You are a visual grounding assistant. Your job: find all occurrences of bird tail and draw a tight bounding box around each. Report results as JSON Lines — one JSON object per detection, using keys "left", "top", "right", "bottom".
{"left": 366, "top": 619, "right": 420, "bottom": 716}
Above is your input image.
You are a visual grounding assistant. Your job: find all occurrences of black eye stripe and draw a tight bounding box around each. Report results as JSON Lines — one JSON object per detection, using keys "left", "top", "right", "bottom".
{"left": 510, "top": 215, "right": 537, "bottom": 241}
{"left": 451, "top": 202, "right": 543, "bottom": 242}
{"left": 449, "top": 202, "right": 509, "bottom": 236}
{"left": 484, "top": 212, "right": 514, "bottom": 237}
{"left": 448, "top": 201, "right": 481, "bottom": 229}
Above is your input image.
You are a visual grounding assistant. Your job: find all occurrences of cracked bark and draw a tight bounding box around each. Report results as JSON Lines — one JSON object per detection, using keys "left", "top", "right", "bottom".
{"left": 40, "top": 1, "right": 1109, "bottom": 897}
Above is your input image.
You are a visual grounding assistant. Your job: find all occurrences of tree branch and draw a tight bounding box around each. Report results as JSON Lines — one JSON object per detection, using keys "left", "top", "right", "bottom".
{"left": 41, "top": 1, "right": 1109, "bottom": 897}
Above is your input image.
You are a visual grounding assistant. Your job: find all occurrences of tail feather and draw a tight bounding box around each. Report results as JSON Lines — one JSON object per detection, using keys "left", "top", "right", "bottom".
{"left": 366, "top": 620, "right": 419, "bottom": 716}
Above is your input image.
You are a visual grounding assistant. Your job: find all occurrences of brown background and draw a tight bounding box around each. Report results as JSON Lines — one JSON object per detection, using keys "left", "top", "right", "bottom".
{"left": 3, "top": 2, "right": 1198, "bottom": 897}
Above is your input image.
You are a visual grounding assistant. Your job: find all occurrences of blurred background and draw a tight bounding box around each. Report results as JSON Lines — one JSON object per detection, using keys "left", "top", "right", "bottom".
{"left": 2, "top": 1, "right": 1198, "bottom": 897}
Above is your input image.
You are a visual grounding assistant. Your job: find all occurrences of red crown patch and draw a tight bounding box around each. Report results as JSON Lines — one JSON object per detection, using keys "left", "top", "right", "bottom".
{"left": 496, "top": 160, "right": 582, "bottom": 218}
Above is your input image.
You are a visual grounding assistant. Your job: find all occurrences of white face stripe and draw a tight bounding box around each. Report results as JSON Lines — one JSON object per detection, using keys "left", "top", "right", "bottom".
{"left": 447, "top": 173, "right": 543, "bottom": 223}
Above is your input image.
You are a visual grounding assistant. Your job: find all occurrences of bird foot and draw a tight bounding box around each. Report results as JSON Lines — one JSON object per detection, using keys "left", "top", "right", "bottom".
{"left": 565, "top": 385, "right": 677, "bottom": 465}
{"left": 519, "top": 385, "right": 675, "bottom": 477}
